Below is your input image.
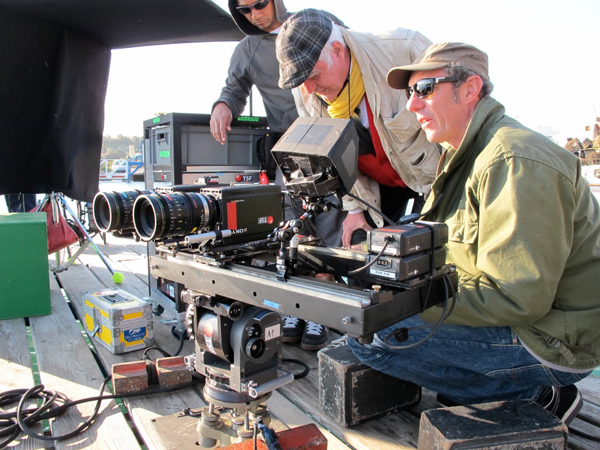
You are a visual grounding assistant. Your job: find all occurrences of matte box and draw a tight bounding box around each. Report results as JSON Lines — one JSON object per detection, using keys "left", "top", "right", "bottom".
{"left": 0, "top": 213, "right": 51, "bottom": 319}
{"left": 319, "top": 343, "right": 421, "bottom": 427}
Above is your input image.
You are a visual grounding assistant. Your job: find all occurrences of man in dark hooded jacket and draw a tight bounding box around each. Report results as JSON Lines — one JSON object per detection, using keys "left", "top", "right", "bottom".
{"left": 210, "top": 0, "right": 295, "bottom": 143}
{"left": 210, "top": 0, "right": 345, "bottom": 350}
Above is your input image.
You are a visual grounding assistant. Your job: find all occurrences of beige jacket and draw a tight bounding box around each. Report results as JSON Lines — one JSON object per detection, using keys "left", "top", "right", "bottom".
{"left": 292, "top": 27, "right": 441, "bottom": 226}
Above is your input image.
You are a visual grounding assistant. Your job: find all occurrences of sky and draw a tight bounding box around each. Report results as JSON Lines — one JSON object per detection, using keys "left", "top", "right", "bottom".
{"left": 103, "top": 0, "right": 600, "bottom": 145}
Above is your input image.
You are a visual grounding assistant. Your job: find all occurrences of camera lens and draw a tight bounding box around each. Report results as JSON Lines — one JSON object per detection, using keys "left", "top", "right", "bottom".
{"left": 132, "top": 191, "right": 218, "bottom": 241}
{"left": 92, "top": 190, "right": 150, "bottom": 233}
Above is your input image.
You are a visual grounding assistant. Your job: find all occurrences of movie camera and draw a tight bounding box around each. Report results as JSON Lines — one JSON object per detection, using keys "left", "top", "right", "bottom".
{"left": 93, "top": 117, "right": 456, "bottom": 447}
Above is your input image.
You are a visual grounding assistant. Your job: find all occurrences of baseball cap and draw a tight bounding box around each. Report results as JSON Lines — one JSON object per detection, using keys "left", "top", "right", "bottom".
{"left": 276, "top": 9, "right": 333, "bottom": 89}
{"left": 387, "top": 42, "right": 489, "bottom": 90}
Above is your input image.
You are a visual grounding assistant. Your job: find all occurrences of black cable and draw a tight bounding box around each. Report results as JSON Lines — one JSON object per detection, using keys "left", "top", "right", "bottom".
{"left": 170, "top": 326, "right": 187, "bottom": 357}
{"left": 143, "top": 324, "right": 191, "bottom": 360}
{"left": 0, "top": 387, "right": 68, "bottom": 445}
{"left": 257, "top": 421, "right": 283, "bottom": 450}
{"left": 281, "top": 358, "right": 310, "bottom": 379}
{"left": 17, "top": 377, "right": 110, "bottom": 443}
{"left": 142, "top": 346, "right": 171, "bottom": 360}
{"left": 0, "top": 377, "right": 204, "bottom": 448}
{"left": 347, "top": 237, "right": 390, "bottom": 276}
{"left": 383, "top": 273, "right": 455, "bottom": 350}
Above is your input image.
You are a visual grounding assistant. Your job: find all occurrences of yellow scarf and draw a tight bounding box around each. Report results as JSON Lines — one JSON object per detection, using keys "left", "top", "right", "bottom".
{"left": 319, "top": 54, "right": 365, "bottom": 119}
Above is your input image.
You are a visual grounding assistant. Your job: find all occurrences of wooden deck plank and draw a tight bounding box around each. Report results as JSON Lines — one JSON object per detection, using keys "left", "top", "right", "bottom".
{"left": 75, "top": 243, "right": 150, "bottom": 300}
{"left": 27, "top": 275, "right": 141, "bottom": 449}
{"left": 569, "top": 408, "right": 600, "bottom": 450}
{"left": 89, "top": 234, "right": 147, "bottom": 260}
{"left": 0, "top": 317, "right": 52, "bottom": 449}
{"left": 80, "top": 235, "right": 149, "bottom": 289}
{"left": 579, "top": 373, "right": 600, "bottom": 406}
{"left": 0, "top": 318, "right": 33, "bottom": 391}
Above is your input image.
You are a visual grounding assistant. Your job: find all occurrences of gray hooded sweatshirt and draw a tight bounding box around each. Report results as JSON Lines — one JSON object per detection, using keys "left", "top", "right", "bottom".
{"left": 213, "top": 0, "right": 296, "bottom": 133}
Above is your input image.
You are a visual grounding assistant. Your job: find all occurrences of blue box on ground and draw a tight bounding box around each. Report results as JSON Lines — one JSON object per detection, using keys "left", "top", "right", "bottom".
{"left": 0, "top": 213, "right": 51, "bottom": 319}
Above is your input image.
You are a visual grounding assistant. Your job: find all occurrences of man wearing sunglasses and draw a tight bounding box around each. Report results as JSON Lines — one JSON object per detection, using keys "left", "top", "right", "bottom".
{"left": 348, "top": 42, "right": 600, "bottom": 425}
{"left": 276, "top": 9, "right": 441, "bottom": 248}
{"left": 211, "top": 0, "right": 343, "bottom": 155}
{"left": 211, "top": 0, "right": 292, "bottom": 147}
{"left": 211, "top": 0, "right": 346, "bottom": 351}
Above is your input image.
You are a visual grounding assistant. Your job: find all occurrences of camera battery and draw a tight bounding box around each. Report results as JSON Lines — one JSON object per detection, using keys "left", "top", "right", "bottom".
{"left": 83, "top": 288, "right": 154, "bottom": 354}
{"left": 367, "top": 221, "right": 448, "bottom": 257}
{"left": 367, "top": 247, "right": 446, "bottom": 284}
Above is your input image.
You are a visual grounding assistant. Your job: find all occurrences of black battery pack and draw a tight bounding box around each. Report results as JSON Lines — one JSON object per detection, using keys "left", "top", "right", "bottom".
{"left": 367, "top": 221, "right": 448, "bottom": 257}
{"left": 366, "top": 247, "right": 446, "bottom": 284}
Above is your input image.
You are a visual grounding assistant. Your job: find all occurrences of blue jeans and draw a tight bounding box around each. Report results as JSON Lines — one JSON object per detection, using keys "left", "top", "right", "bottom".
{"left": 5, "top": 193, "right": 37, "bottom": 212}
{"left": 348, "top": 315, "right": 591, "bottom": 405}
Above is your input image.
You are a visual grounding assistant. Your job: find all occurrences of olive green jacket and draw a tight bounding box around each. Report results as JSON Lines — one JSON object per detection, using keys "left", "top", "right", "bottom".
{"left": 421, "top": 96, "right": 600, "bottom": 370}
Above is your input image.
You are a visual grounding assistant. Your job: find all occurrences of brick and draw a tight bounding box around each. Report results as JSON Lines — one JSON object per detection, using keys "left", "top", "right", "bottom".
{"left": 418, "top": 400, "right": 568, "bottom": 449}
{"left": 277, "top": 424, "right": 327, "bottom": 450}
{"left": 111, "top": 360, "right": 148, "bottom": 395}
{"left": 220, "top": 424, "right": 326, "bottom": 450}
{"left": 319, "top": 344, "right": 420, "bottom": 426}
{"left": 220, "top": 440, "right": 268, "bottom": 450}
{"left": 156, "top": 356, "right": 192, "bottom": 388}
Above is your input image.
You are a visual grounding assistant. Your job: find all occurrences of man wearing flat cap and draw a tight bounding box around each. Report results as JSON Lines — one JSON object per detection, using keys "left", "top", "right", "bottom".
{"left": 349, "top": 42, "right": 600, "bottom": 425}
{"left": 276, "top": 10, "right": 441, "bottom": 247}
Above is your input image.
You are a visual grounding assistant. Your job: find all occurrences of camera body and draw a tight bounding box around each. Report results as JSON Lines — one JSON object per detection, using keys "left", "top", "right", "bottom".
{"left": 94, "top": 184, "right": 283, "bottom": 250}
{"left": 133, "top": 184, "right": 282, "bottom": 247}
{"left": 192, "top": 184, "right": 282, "bottom": 247}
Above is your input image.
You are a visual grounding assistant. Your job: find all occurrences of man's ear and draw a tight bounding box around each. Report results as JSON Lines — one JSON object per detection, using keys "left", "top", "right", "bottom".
{"left": 331, "top": 40, "right": 344, "bottom": 57}
{"left": 464, "top": 75, "right": 484, "bottom": 104}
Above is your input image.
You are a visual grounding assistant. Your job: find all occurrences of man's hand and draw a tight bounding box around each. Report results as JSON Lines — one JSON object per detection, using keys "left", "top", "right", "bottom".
{"left": 342, "top": 211, "right": 373, "bottom": 248}
{"left": 210, "top": 103, "right": 233, "bottom": 145}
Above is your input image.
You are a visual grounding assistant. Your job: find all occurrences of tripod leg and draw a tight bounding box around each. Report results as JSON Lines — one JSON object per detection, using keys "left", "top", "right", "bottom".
{"left": 54, "top": 241, "right": 91, "bottom": 272}
{"left": 55, "top": 194, "right": 116, "bottom": 275}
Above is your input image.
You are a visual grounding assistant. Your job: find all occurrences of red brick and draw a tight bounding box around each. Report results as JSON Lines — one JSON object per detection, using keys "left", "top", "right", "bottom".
{"left": 220, "top": 424, "right": 327, "bottom": 450}
{"left": 111, "top": 360, "right": 148, "bottom": 395}
{"left": 220, "top": 440, "right": 268, "bottom": 450}
{"left": 156, "top": 356, "right": 192, "bottom": 388}
{"left": 277, "top": 424, "right": 327, "bottom": 450}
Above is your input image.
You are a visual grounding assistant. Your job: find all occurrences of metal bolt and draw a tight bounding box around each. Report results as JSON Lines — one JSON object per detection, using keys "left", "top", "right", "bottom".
{"left": 342, "top": 316, "right": 352, "bottom": 325}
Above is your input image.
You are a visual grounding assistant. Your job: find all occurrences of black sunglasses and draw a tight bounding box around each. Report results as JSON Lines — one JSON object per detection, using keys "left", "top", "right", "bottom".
{"left": 236, "top": 0, "right": 270, "bottom": 15}
{"left": 406, "top": 76, "right": 459, "bottom": 99}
